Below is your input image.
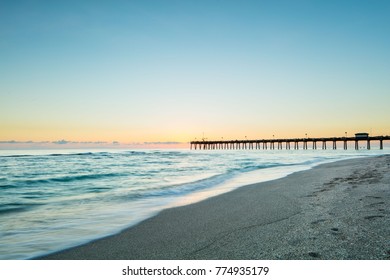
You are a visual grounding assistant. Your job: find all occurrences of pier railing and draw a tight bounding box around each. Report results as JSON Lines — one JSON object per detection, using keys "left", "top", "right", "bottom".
{"left": 190, "top": 136, "right": 390, "bottom": 150}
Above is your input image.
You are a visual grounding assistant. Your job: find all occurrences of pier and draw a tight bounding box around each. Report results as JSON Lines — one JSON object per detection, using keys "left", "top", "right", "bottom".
{"left": 190, "top": 135, "right": 390, "bottom": 150}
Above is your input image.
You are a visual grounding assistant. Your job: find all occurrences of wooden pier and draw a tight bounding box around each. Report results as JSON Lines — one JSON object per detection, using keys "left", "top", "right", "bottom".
{"left": 190, "top": 135, "right": 390, "bottom": 150}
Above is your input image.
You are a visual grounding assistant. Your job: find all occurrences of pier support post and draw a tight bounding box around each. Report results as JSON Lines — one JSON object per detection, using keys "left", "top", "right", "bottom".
{"left": 355, "top": 140, "right": 359, "bottom": 150}
{"left": 344, "top": 140, "right": 347, "bottom": 150}
{"left": 367, "top": 140, "right": 371, "bottom": 150}
{"left": 303, "top": 141, "right": 307, "bottom": 150}
{"left": 333, "top": 140, "right": 337, "bottom": 150}
{"left": 313, "top": 141, "right": 317, "bottom": 149}
{"left": 380, "top": 139, "right": 383, "bottom": 150}
{"left": 322, "top": 141, "right": 327, "bottom": 149}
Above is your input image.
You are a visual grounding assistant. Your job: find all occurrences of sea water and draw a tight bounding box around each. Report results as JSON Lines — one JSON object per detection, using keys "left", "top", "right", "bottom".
{"left": 0, "top": 147, "right": 388, "bottom": 259}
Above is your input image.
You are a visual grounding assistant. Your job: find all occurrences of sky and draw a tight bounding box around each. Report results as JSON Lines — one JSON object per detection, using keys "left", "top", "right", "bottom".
{"left": 1, "top": 0, "right": 390, "bottom": 148}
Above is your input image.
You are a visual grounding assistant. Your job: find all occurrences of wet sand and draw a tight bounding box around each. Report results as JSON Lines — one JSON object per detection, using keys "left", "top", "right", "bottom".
{"left": 38, "top": 155, "right": 390, "bottom": 260}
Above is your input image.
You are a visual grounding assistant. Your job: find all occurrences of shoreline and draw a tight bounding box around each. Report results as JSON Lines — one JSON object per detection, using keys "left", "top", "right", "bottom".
{"left": 37, "top": 155, "right": 390, "bottom": 260}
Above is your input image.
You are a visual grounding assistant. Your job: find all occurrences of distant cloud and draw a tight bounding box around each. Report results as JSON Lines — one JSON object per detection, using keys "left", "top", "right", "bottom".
{"left": 0, "top": 140, "right": 186, "bottom": 148}
{"left": 78, "top": 141, "right": 108, "bottom": 144}
{"left": 0, "top": 140, "right": 49, "bottom": 144}
{"left": 52, "top": 139, "right": 70, "bottom": 145}
{"left": 1, "top": 140, "right": 112, "bottom": 146}
{"left": 143, "top": 141, "right": 182, "bottom": 145}
{"left": 0, "top": 140, "right": 17, "bottom": 144}
{"left": 51, "top": 140, "right": 109, "bottom": 145}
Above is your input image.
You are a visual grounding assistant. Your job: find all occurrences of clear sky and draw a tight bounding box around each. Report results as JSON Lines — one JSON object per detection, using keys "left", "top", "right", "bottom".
{"left": 1, "top": 0, "right": 390, "bottom": 147}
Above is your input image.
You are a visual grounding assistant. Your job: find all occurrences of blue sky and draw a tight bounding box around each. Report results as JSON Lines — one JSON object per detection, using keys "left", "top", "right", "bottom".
{"left": 1, "top": 0, "right": 390, "bottom": 145}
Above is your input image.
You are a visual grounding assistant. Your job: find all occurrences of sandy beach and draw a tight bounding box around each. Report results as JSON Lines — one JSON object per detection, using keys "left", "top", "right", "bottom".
{"left": 38, "top": 155, "right": 390, "bottom": 260}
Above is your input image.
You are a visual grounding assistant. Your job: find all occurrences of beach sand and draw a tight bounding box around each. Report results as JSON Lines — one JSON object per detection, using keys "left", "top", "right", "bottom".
{"left": 38, "top": 155, "right": 390, "bottom": 260}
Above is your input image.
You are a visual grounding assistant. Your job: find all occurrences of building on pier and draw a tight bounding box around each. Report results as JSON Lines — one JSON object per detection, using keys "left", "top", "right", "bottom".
{"left": 355, "top": 132, "right": 369, "bottom": 139}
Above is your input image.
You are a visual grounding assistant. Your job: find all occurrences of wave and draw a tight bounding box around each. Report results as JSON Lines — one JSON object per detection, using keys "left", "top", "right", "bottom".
{"left": 123, "top": 151, "right": 149, "bottom": 156}
{"left": 0, "top": 184, "right": 17, "bottom": 190}
{"left": 0, "top": 154, "right": 33, "bottom": 158}
{"left": 18, "top": 173, "right": 125, "bottom": 185}
{"left": 229, "top": 162, "right": 292, "bottom": 173}
{"left": 119, "top": 161, "right": 299, "bottom": 202}
{"left": 0, "top": 150, "right": 189, "bottom": 159}
{"left": 120, "top": 171, "right": 238, "bottom": 202}
{"left": 48, "top": 152, "right": 95, "bottom": 157}
{"left": 0, "top": 203, "right": 42, "bottom": 215}
{"left": 48, "top": 152, "right": 118, "bottom": 158}
{"left": 0, "top": 151, "right": 115, "bottom": 158}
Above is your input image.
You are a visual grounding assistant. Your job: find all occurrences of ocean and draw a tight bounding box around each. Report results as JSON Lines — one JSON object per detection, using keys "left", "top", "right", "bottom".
{"left": 0, "top": 147, "right": 388, "bottom": 259}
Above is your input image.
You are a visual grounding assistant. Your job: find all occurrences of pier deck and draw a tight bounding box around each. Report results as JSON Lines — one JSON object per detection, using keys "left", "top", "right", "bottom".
{"left": 190, "top": 136, "right": 390, "bottom": 150}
